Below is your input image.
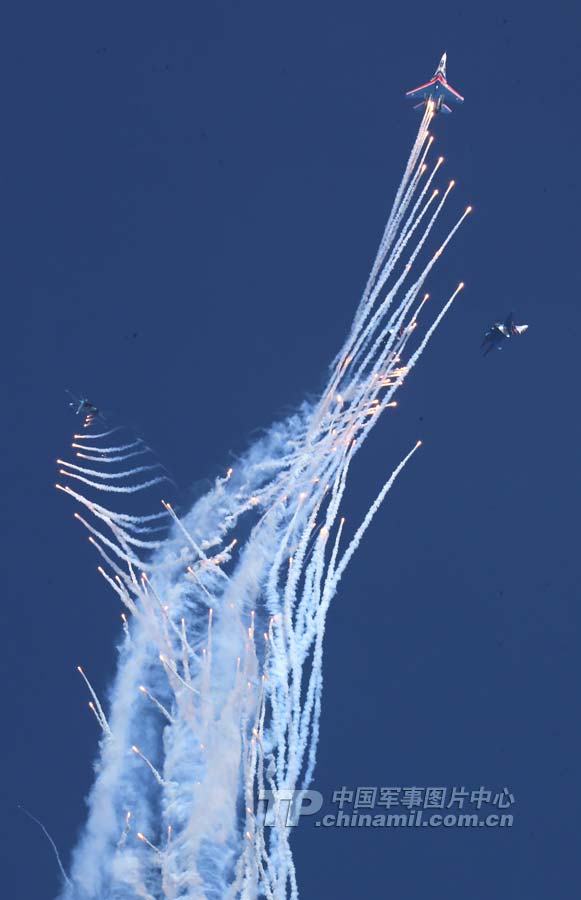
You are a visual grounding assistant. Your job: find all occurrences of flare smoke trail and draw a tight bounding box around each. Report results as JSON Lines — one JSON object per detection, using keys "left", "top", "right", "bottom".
{"left": 55, "top": 100, "right": 470, "bottom": 899}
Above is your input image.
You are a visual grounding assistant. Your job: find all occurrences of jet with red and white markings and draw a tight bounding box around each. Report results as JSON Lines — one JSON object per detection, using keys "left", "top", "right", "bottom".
{"left": 406, "top": 53, "right": 464, "bottom": 115}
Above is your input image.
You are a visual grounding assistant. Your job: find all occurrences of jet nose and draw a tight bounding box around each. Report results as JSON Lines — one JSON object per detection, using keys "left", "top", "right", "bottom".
{"left": 436, "top": 52, "right": 447, "bottom": 78}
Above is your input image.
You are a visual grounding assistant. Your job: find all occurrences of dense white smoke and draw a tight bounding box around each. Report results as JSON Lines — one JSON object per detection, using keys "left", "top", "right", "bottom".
{"left": 56, "top": 103, "right": 470, "bottom": 899}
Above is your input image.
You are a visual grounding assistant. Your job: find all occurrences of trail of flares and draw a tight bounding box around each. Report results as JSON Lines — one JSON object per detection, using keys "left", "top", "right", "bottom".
{"left": 58, "top": 470, "right": 170, "bottom": 493}
{"left": 55, "top": 105, "right": 470, "bottom": 900}
{"left": 77, "top": 666, "right": 111, "bottom": 735}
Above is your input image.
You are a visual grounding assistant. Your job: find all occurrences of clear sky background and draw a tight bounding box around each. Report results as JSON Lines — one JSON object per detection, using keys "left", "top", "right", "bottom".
{"left": 1, "top": 1, "right": 579, "bottom": 897}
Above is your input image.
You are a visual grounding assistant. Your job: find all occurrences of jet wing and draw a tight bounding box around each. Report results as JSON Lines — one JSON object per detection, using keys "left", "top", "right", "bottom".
{"left": 405, "top": 78, "right": 438, "bottom": 101}
{"left": 439, "top": 80, "right": 464, "bottom": 104}
{"left": 406, "top": 76, "right": 464, "bottom": 105}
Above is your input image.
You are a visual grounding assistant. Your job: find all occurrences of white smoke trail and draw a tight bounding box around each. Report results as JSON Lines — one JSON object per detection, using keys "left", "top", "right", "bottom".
{"left": 54, "top": 106, "right": 470, "bottom": 899}
{"left": 20, "top": 807, "right": 73, "bottom": 889}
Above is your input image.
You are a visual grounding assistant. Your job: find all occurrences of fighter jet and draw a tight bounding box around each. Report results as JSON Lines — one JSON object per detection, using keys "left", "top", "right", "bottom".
{"left": 481, "top": 313, "right": 529, "bottom": 356}
{"left": 66, "top": 390, "right": 100, "bottom": 419}
{"left": 406, "top": 53, "right": 464, "bottom": 115}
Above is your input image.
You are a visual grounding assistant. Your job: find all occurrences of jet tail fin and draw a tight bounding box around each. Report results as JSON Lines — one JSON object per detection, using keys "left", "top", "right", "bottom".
{"left": 503, "top": 311, "right": 514, "bottom": 331}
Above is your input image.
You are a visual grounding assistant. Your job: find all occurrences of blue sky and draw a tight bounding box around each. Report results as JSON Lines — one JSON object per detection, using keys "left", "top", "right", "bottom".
{"left": 1, "top": 2, "right": 579, "bottom": 897}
